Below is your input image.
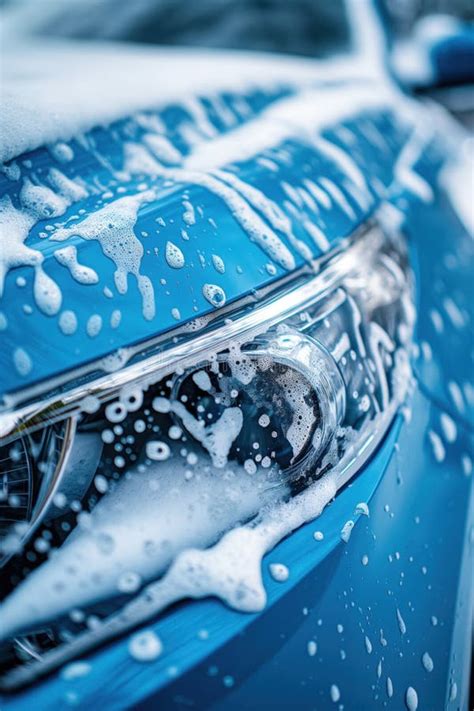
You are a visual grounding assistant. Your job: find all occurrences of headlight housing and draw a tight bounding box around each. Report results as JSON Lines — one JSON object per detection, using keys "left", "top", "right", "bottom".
{"left": 0, "top": 220, "right": 414, "bottom": 688}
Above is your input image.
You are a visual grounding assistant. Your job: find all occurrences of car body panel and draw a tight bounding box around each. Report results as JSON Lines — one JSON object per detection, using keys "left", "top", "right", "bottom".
{"left": 0, "top": 75, "right": 411, "bottom": 400}
{"left": 408, "top": 185, "right": 474, "bottom": 426}
{"left": 0, "top": 29, "right": 473, "bottom": 711}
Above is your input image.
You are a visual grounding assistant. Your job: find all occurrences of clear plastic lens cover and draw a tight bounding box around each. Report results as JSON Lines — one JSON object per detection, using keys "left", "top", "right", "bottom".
{"left": 0, "top": 223, "right": 414, "bottom": 687}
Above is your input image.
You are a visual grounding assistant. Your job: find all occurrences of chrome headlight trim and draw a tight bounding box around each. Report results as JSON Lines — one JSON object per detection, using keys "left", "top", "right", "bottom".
{"left": 0, "top": 217, "right": 410, "bottom": 445}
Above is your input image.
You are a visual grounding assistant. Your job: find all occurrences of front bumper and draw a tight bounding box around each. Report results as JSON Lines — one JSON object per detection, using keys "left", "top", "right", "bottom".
{"left": 4, "top": 384, "right": 472, "bottom": 711}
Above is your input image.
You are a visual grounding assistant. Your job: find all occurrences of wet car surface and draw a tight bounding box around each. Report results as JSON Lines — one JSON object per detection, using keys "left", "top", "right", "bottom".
{"left": 0, "top": 2, "right": 472, "bottom": 710}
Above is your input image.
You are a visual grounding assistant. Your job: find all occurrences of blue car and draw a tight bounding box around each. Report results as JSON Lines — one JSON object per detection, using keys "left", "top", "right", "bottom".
{"left": 0, "top": 1, "right": 472, "bottom": 709}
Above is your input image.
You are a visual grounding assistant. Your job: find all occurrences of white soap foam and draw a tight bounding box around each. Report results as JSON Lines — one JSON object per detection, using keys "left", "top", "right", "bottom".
{"left": 48, "top": 168, "right": 88, "bottom": 203}
{"left": 0, "top": 445, "right": 287, "bottom": 637}
{"left": 211, "top": 254, "right": 225, "bottom": 274}
{"left": 51, "top": 191, "right": 156, "bottom": 320}
{"left": 86, "top": 314, "right": 103, "bottom": 338}
{"left": 172, "top": 401, "right": 243, "bottom": 469}
{"left": 165, "top": 241, "right": 185, "bottom": 269}
{"left": 143, "top": 133, "right": 182, "bottom": 166}
{"left": 202, "top": 283, "right": 226, "bottom": 308}
{"left": 58, "top": 310, "right": 78, "bottom": 335}
{"left": 182, "top": 200, "right": 196, "bottom": 226}
{"left": 54, "top": 245, "right": 99, "bottom": 285}
{"left": 13, "top": 347, "right": 32, "bottom": 376}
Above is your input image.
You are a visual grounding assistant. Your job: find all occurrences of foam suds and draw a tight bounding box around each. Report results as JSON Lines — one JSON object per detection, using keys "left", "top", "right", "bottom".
{"left": 405, "top": 686, "right": 418, "bottom": 711}
{"left": 128, "top": 162, "right": 298, "bottom": 272}
{"left": 319, "top": 177, "right": 356, "bottom": 219}
{"left": 304, "top": 179, "right": 332, "bottom": 209}
{"left": 303, "top": 220, "right": 330, "bottom": 252}
{"left": 20, "top": 177, "right": 69, "bottom": 217}
{"left": 0, "top": 195, "right": 42, "bottom": 297}
{"left": 214, "top": 169, "right": 309, "bottom": 261}
{"left": 0, "top": 447, "right": 288, "bottom": 637}
{"left": 340, "top": 520, "right": 354, "bottom": 543}
{"left": 394, "top": 127, "right": 434, "bottom": 204}
{"left": 202, "top": 283, "right": 226, "bottom": 308}
{"left": 110, "top": 309, "right": 122, "bottom": 329}
{"left": 314, "top": 136, "right": 370, "bottom": 209}
{"left": 33, "top": 264, "right": 63, "bottom": 316}
{"left": 182, "top": 200, "right": 196, "bottom": 226}
{"left": 269, "top": 563, "right": 289, "bottom": 582}
{"left": 0, "top": 176, "right": 86, "bottom": 318}
{"left": 48, "top": 168, "right": 88, "bottom": 203}
{"left": 421, "top": 652, "right": 434, "bottom": 672}
{"left": 54, "top": 245, "right": 99, "bottom": 285}
{"left": 143, "top": 133, "right": 182, "bottom": 165}
{"left": 49, "top": 142, "right": 75, "bottom": 164}
{"left": 276, "top": 367, "right": 314, "bottom": 461}
{"left": 184, "top": 84, "right": 396, "bottom": 173}
{"left": 58, "top": 310, "right": 78, "bottom": 335}
{"left": 113, "top": 471, "right": 333, "bottom": 630}
{"left": 12, "top": 347, "right": 32, "bottom": 376}
{"left": 51, "top": 191, "right": 156, "bottom": 320}
{"left": 428, "top": 430, "right": 445, "bottom": 463}
{"left": 172, "top": 401, "right": 243, "bottom": 469}
{"left": 211, "top": 254, "right": 225, "bottom": 274}
{"left": 165, "top": 241, "right": 185, "bottom": 269}
{"left": 192, "top": 370, "right": 212, "bottom": 392}
{"left": 396, "top": 607, "right": 407, "bottom": 635}
{"left": 86, "top": 314, "right": 103, "bottom": 338}
{"left": 128, "top": 630, "right": 163, "bottom": 662}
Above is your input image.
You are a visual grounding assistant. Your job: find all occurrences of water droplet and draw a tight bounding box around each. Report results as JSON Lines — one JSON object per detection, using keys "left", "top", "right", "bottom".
{"left": 128, "top": 630, "right": 162, "bottom": 662}
{"left": 146, "top": 441, "right": 171, "bottom": 461}
{"left": 212, "top": 254, "right": 225, "bottom": 273}
{"left": 86, "top": 314, "right": 102, "bottom": 338}
{"left": 405, "top": 686, "right": 418, "bottom": 711}
{"left": 59, "top": 310, "right": 78, "bottom": 335}
{"left": 165, "top": 241, "right": 185, "bottom": 269}
{"left": 61, "top": 662, "right": 91, "bottom": 681}
{"left": 396, "top": 607, "right": 407, "bottom": 635}
{"left": 202, "top": 283, "right": 226, "bottom": 307}
{"left": 13, "top": 347, "right": 32, "bottom": 376}
{"left": 118, "top": 571, "right": 142, "bottom": 593}
{"left": 421, "top": 652, "right": 434, "bottom": 672}
{"left": 340, "top": 520, "right": 354, "bottom": 543}
{"left": 269, "top": 563, "right": 289, "bottom": 582}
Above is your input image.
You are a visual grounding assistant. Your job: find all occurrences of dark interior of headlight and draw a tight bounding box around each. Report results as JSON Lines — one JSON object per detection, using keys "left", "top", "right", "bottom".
{"left": 170, "top": 353, "right": 323, "bottom": 476}
{"left": 0, "top": 332, "right": 343, "bottom": 665}
{"left": 0, "top": 421, "right": 73, "bottom": 570}
{"left": 0, "top": 439, "right": 32, "bottom": 547}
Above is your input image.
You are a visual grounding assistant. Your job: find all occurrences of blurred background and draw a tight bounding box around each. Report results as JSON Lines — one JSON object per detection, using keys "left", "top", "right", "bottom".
{"left": 1, "top": 0, "right": 473, "bottom": 127}
{"left": 0, "top": 0, "right": 472, "bottom": 49}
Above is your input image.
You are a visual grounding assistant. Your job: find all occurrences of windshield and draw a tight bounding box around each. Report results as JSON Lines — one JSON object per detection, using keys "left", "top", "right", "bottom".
{"left": 7, "top": 0, "right": 353, "bottom": 58}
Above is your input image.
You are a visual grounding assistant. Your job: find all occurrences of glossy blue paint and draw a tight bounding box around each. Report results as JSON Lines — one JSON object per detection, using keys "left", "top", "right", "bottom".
{"left": 0, "top": 83, "right": 410, "bottom": 399}
{"left": 408, "top": 191, "right": 474, "bottom": 427}
{"left": 1, "top": 21, "right": 473, "bottom": 711}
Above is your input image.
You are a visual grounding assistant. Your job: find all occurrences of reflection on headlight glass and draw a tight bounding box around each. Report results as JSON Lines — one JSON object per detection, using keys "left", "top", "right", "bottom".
{"left": 0, "top": 223, "right": 414, "bottom": 687}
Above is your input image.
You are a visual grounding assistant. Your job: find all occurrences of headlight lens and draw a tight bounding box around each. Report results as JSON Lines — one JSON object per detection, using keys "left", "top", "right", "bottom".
{"left": 0, "top": 221, "right": 414, "bottom": 688}
{"left": 0, "top": 420, "right": 74, "bottom": 565}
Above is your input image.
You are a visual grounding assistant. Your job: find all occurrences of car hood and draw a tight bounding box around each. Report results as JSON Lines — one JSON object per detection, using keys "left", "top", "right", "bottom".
{"left": 0, "top": 41, "right": 421, "bottom": 401}
{"left": 1, "top": 39, "right": 379, "bottom": 166}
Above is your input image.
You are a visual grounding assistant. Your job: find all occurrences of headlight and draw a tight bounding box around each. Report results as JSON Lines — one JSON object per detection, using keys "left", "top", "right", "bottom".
{"left": 0, "top": 220, "right": 414, "bottom": 689}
